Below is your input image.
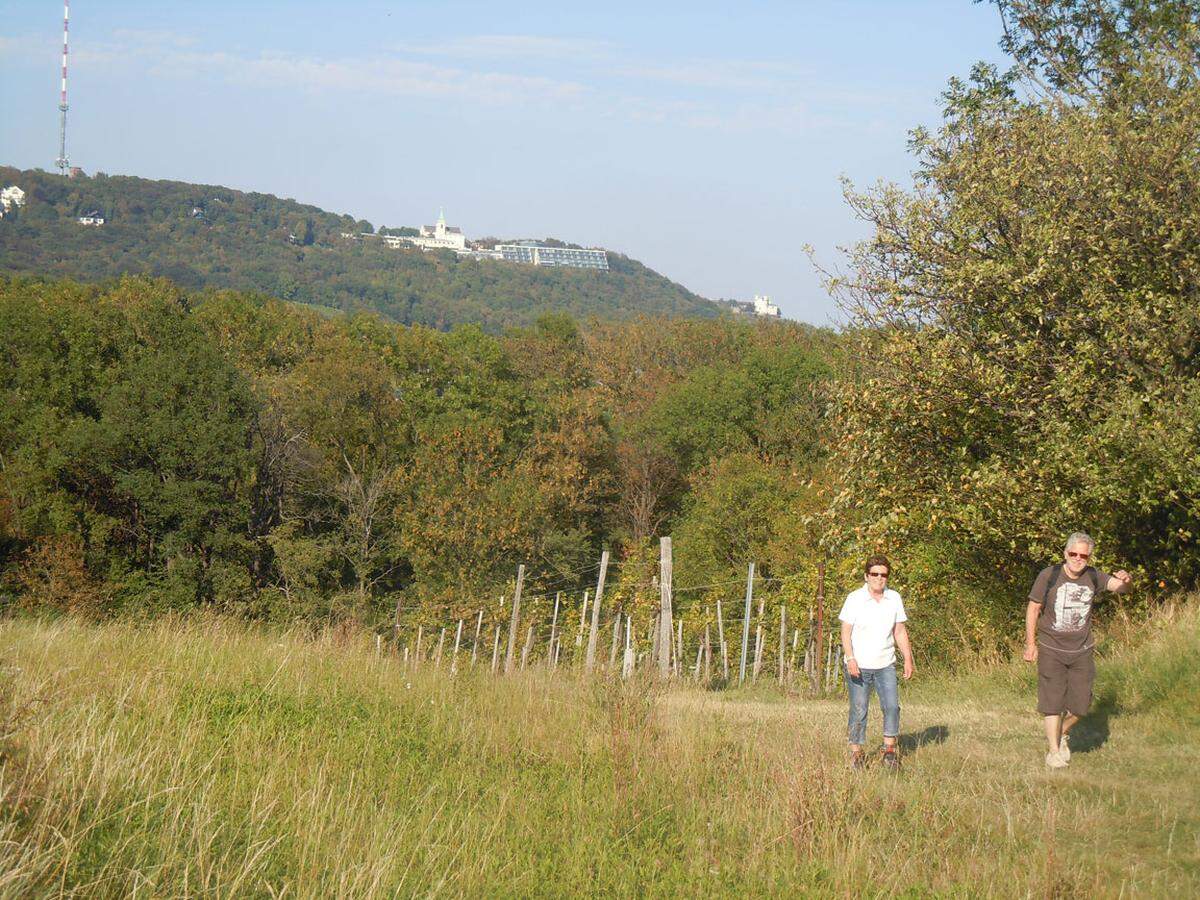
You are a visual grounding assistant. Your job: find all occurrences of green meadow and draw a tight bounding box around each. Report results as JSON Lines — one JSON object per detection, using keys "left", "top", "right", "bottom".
{"left": 1, "top": 602, "right": 1196, "bottom": 897}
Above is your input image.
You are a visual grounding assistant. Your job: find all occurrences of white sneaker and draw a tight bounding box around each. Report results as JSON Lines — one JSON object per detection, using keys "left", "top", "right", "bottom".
{"left": 1058, "top": 734, "right": 1070, "bottom": 763}
{"left": 1045, "top": 750, "right": 1068, "bottom": 769}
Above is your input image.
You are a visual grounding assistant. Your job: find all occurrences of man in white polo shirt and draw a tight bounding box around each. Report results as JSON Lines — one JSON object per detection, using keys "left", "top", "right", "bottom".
{"left": 839, "top": 554, "right": 915, "bottom": 770}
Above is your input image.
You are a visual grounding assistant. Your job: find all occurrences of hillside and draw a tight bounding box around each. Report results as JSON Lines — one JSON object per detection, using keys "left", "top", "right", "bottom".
{"left": 0, "top": 166, "right": 720, "bottom": 331}
{"left": 0, "top": 602, "right": 1196, "bottom": 895}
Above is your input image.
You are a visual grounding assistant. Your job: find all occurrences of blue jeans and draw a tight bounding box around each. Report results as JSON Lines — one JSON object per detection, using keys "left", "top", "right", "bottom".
{"left": 847, "top": 664, "right": 900, "bottom": 746}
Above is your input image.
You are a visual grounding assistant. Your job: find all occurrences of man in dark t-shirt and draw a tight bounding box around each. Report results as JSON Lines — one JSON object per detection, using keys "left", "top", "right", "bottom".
{"left": 1023, "top": 531, "right": 1132, "bottom": 768}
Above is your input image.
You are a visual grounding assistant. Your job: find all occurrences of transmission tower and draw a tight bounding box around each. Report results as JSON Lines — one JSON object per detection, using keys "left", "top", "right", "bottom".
{"left": 56, "top": 0, "right": 70, "bottom": 176}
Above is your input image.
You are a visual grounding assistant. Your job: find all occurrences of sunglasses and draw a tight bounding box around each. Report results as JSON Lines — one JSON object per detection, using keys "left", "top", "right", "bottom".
{"left": 1066, "top": 551, "right": 1090, "bottom": 560}
{"left": 867, "top": 571, "right": 889, "bottom": 578}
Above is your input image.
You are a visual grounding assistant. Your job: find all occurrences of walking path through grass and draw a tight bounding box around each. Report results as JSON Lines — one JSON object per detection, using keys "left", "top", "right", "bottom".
{"left": 1, "top": 606, "right": 1196, "bottom": 896}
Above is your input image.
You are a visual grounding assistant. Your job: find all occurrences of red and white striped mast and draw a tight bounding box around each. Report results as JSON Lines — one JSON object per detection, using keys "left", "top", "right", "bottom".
{"left": 56, "top": 0, "right": 71, "bottom": 176}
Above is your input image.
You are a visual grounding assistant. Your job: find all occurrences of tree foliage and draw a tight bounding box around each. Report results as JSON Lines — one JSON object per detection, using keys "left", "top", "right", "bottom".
{"left": 830, "top": 0, "right": 1200, "bottom": 601}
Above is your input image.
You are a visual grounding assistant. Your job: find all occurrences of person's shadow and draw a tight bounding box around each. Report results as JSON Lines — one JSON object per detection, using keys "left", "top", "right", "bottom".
{"left": 899, "top": 724, "right": 950, "bottom": 757}
{"left": 1069, "top": 695, "right": 1117, "bottom": 753}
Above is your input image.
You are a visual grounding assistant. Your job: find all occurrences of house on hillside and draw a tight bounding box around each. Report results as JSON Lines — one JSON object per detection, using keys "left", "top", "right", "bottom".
{"left": 722, "top": 293, "right": 782, "bottom": 318}
{"left": 77, "top": 211, "right": 105, "bottom": 226}
{"left": 0, "top": 185, "right": 26, "bottom": 217}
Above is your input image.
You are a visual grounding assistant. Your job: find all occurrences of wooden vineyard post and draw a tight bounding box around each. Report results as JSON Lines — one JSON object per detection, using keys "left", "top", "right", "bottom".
{"left": 704, "top": 625, "right": 713, "bottom": 681}
{"left": 415, "top": 625, "right": 424, "bottom": 669}
{"left": 657, "top": 537, "right": 674, "bottom": 680}
{"left": 548, "top": 592, "right": 562, "bottom": 670}
{"left": 778, "top": 605, "right": 787, "bottom": 685}
{"left": 375, "top": 633, "right": 381, "bottom": 658}
{"left": 575, "top": 590, "right": 590, "bottom": 659}
{"left": 451, "top": 619, "right": 464, "bottom": 674}
{"left": 813, "top": 559, "right": 826, "bottom": 693}
{"left": 825, "top": 631, "right": 834, "bottom": 691}
{"left": 585, "top": 551, "right": 610, "bottom": 673}
{"left": 675, "top": 618, "right": 683, "bottom": 678}
{"left": 491, "top": 626, "right": 502, "bottom": 674}
{"left": 434, "top": 627, "right": 446, "bottom": 668}
{"left": 609, "top": 614, "right": 621, "bottom": 670}
{"left": 392, "top": 596, "right": 404, "bottom": 647}
{"left": 716, "top": 598, "right": 729, "bottom": 681}
{"left": 752, "top": 593, "right": 765, "bottom": 683}
{"left": 790, "top": 628, "right": 800, "bottom": 687}
{"left": 521, "top": 624, "right": 534, "bottom": 670}
{"left": 739, "top": 563, "right": 755, "bottom": 684}
{"left": 471, "top": 609, "right": 484, "bottom": 666}
{"left": 622, "top": 615, "right": 635, "bottom": 679}
{"left": 504, "top": 564, "right": 526, "bottom": 675}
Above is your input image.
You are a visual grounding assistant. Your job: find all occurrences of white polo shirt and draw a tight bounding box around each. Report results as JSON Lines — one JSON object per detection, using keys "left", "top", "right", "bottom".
{"left": 838, "top": 585, "right": 908, "bottom": 669}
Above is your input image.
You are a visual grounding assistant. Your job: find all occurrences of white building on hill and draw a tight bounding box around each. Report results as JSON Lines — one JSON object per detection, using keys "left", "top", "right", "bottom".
{"left": 0, "top": 185, "right": 26, "bottom": 217}
{"left": 410, "top": 209, "right": 467, "bottom": 251}
{"left": 752, "top": 294, "right": 781, "bottom": 317}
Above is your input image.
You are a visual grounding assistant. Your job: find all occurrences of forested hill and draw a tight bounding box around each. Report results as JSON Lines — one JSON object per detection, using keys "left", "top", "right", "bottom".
{"left": 0, "top": 166, "right": 720, "bottom": 331}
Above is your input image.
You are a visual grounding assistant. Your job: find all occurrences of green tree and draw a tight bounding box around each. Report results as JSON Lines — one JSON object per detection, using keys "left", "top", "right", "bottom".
{"left": 829, "top": 1, "right": 1200, "bottom": 597}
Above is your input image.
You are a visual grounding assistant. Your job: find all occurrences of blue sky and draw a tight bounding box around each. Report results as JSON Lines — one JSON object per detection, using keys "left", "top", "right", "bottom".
{"left": 1, "top": 1, "right": 1009, "bottom": 324}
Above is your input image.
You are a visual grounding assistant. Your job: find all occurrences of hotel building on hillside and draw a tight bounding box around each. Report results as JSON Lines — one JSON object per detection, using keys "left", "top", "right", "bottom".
{"left": 494, "top": 242, "right": 609, "bottom": 270}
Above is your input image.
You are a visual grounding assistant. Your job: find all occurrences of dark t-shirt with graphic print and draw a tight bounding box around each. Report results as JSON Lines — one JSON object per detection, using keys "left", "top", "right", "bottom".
{"left": 1028, "top": 565, "right": 1111, "bottom": 653}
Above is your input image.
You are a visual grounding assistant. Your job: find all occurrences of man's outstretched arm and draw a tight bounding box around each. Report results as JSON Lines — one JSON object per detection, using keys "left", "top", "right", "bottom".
{"left": 1107, "top": 570, "right": 1132, "bottom": 593}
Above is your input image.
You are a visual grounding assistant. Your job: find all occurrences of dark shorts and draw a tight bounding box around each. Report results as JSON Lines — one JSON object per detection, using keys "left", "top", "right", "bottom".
{"left": 1037, "top": 645, "right": 1095, "bottom": 716}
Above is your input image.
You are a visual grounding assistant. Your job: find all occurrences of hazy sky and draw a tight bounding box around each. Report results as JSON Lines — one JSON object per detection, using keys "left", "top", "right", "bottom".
{"left": 1, "top": 1, "right": 1009, "bottom": 324}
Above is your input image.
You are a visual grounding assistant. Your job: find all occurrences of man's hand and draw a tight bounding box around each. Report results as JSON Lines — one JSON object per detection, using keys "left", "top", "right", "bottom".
{"left": 1111, "top": 570, "right": 1132, "bottom": 592}
{"left": 1023, "top": 643, "right": 1038, "bottom": 663}
{"left": 846, "top": 657, "right": 861, "bottom": 678}
{"left": 902, "top": 656, "right": 914, "bottom": 680}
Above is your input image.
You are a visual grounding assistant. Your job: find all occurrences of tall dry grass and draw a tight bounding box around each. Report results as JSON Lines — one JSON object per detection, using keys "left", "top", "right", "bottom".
{"left": 0, "top": 602, "right": 1196, "bottom": 897}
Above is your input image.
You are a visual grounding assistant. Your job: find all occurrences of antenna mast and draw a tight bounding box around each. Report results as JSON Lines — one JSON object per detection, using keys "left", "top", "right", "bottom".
{"left": 56, "top": 0, "right": 70, "bottom": 176}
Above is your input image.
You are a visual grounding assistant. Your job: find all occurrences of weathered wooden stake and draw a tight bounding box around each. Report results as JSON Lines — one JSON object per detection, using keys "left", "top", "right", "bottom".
{"left": 415, "top": 625, "right": 424, "bottom": 668}
{"left": 752, "top": 594, "right": 765, "bottom": 682}
{"left": 451, "top": 619, "right": 464, "bottom": 674}
{"left": 521, "top": 624, "right": 534, "bottom": 670}
{"left": 622, "top": 615, "right": 634, "bottom": 679}
{"left": 739, "top": 563, "right": 755, "bottom": 684}
{"left": 778, "top": 605, "right": 787, "bottom": 685}
{"left": 434, "top": 627, "right": 446, "bottom": 668}
{"left": 575, "top": 590, "right": 590, "bottom": 656}
{"left": 491, "top": 626, "right": 502, "bottom": 674}
{"left": 657, "top": 537, "right": 674, "bottom": 679}
{"left": 704, "top": 624, "right": 713, "bottom": 681}
{"left": 825, "top": 631, "right": 834, "bottom": 691}
{"left": 752, "top": 623, "right": 763, "bottom": 683}
{"left": 585, "top": 551, "right": 610, "bottom": 673}
{"left": 675, "top": 618, "right": 683, "bottom": 678}
{"left": 504, "top": 564, "right": 526, "bottom": 675}
{"left": 813, "top": 557, "right": 826, "bottom": 692}
{"left": 375, "top": 633, "right": 381, "bottom": 658}
{"left": 716, "top": 598, "right": 729, "bottom": 680}
{"left": 548, "top": 592, "right": 562, "bottom": 670}
{"left": 471, "top": 609, "right": 484, "bottom": 665}
{"left": 609, "top": 613, "right": 621, "bottom": 669}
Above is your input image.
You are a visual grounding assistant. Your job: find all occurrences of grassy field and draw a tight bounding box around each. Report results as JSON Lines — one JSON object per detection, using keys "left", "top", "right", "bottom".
{"left": 1, "top": 603, "right": 1197, "bottom": 897}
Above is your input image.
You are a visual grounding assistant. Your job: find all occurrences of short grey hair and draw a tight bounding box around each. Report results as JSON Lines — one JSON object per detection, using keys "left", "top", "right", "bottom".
{"left": 1064, "top": 531, "right": 1095, "bottom": 553}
